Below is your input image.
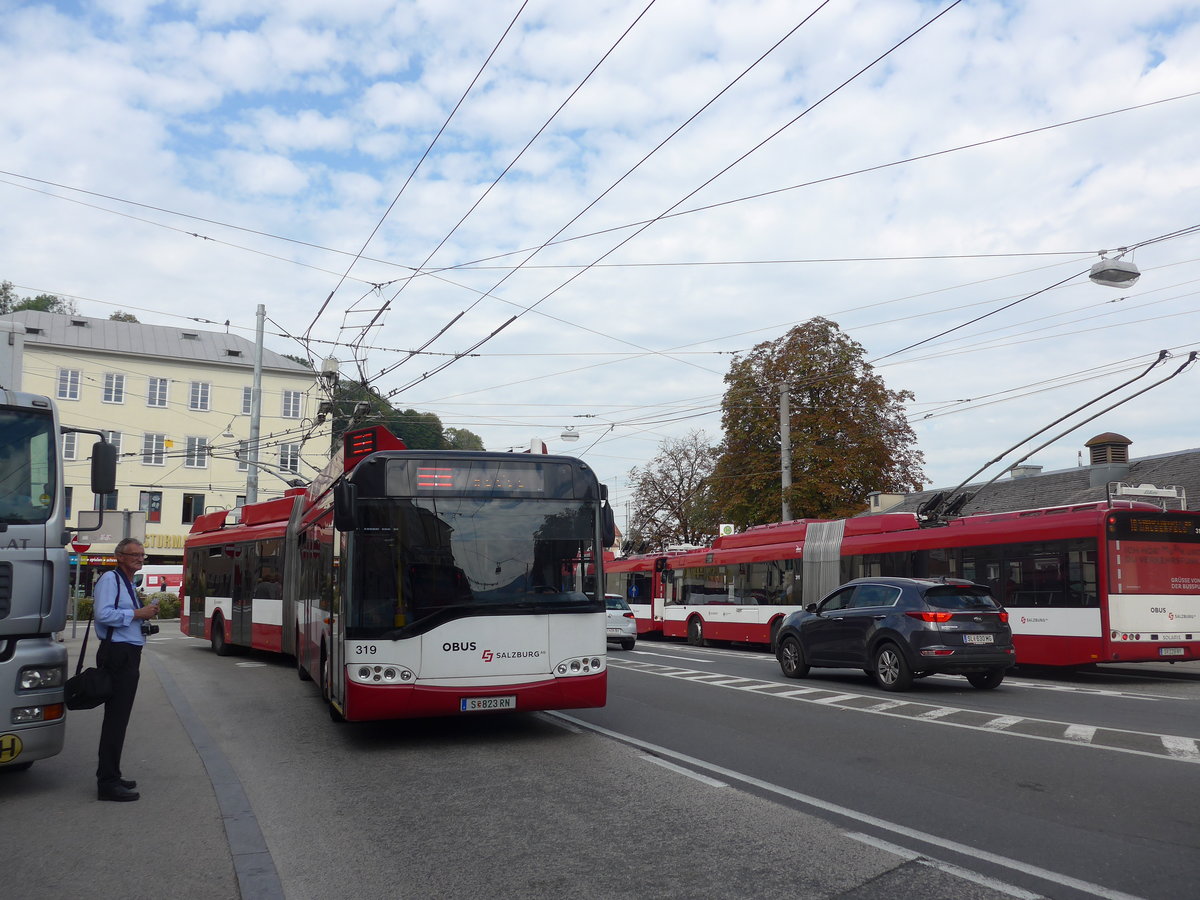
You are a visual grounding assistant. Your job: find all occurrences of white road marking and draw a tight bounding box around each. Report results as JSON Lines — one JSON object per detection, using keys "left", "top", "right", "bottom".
{"left": 813, "top": 693, "right": 862, "bottom": 705}
{"left": 981, "top": 715, "right": 1024, "bottom": 731}
{"left": 844, "top": 832, "right": 1045, "bottom": 900}
{"left": 639, "top": 754, "right": 728, "bottom": 788}
{"left": 916, "top": 707, "right": 958, "bottom": 720}
{"left": 553, "top": 713, "right": 1149, "bottom": 900}
{"left": 1161, "top": 735, "right": 1200, "bottom": 761}
{"left": 1063, "top": 724, "right": 1097, "bottom": 744}
{"left": 609, "top": 659, "right": 1200, "bottom": 764}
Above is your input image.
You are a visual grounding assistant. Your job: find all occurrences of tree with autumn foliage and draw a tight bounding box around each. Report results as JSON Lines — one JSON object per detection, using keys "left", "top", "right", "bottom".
{"left": 626, "top": 430, "right": 720, "bottom": 551}
{"left": 711, "top": 317, "right": 924, "bottom": 527}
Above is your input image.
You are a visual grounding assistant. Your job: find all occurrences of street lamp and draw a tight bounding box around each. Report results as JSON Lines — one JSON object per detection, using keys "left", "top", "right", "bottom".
{"left": 560, "top": 426, "right": 580, "bottom": 442}
{"left": 1089, "top": 252, "right": 1140, "bottom": 288}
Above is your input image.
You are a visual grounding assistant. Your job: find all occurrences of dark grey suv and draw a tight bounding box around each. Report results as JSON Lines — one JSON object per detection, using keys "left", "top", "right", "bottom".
{"left": 775, "top": 577, "right": 1015, "bottom": 691}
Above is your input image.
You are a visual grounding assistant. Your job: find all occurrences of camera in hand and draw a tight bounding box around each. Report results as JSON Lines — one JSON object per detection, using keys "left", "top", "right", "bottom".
{"left": 141, "top": 623, "right": 160, "bottom": 636}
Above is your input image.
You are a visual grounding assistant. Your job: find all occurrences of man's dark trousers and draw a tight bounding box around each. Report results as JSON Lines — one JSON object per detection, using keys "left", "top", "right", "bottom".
{"left": 96, "top": 641, "right": 142, "bottom": 788}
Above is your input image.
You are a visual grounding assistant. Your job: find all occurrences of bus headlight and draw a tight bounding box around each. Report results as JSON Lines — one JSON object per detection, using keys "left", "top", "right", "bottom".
{"left": 553, "top": 656, "right": 606, "bottom": 677}
{"left": 350, "top": 665, "right": 414, "bottom": 684}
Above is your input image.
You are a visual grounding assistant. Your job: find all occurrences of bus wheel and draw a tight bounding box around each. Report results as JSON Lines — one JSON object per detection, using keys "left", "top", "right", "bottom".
{"left": 687, "top": 617, "right": 707, "bottom": 647}
{"left": 296, "top": 629, "right": 312, "bottom": 681}
{"left": 211, "top": 614, "right": 231, "bottom": 657}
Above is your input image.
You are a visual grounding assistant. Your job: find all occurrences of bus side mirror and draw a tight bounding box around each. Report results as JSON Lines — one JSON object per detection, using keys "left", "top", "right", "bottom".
{"left": 90, "top": 441, "right": 117, "bottom": 496}
{"left": 333, "top": 480, "right": 357, "bottom": 532}
{"left": 601, "top": 504, "right": 616, "bottom": 548}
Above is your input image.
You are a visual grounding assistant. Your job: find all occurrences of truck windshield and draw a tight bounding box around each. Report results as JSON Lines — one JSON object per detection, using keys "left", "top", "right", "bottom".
{"left": 348, "top": 496, "right": 601, "bottom": 638}
{"left": 0, "top": 408, "right": 56, "bottom": 525}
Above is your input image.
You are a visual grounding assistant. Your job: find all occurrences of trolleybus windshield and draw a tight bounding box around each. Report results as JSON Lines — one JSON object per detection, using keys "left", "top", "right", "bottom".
{"left": 349, "top": 496, "right": 602, "bottom": 639}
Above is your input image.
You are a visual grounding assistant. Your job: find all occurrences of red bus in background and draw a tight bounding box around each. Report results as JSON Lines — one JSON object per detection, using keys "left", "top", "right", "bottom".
{"left": 628, "top": 502, "right": 1200, "bottom": 667}
{"left": 182, "top": 425, "right": 616, "bottom": 721}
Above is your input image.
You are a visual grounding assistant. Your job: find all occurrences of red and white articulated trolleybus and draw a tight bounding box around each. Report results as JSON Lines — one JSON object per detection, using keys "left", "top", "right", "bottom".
{"left": 182, "top": 425, "right": 616, "bottom": 721}
{"left": 658, "top": 502, "right": 1200, "bottom": 667}
{"left": 602, "top": 552, "right": 678, "bottom": 636}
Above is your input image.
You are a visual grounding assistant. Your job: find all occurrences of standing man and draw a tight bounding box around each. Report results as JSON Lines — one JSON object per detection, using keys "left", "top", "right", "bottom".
{"left": 93, "top": 538, "right": 159, "bottom": 802}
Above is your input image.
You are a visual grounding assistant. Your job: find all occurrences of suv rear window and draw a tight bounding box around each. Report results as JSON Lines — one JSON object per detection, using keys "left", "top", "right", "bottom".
{"left": 923, "top": 586, "right": 1000, "bottom": 611}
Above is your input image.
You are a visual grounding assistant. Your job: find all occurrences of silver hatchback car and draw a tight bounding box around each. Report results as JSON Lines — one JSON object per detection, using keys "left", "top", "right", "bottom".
{"left": 605, "top": 594, "right": 637, "bottom": 651}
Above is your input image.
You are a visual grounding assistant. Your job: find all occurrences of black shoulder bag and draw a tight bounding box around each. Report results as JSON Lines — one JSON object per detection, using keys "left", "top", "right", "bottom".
{"left": 64, "top": 581, "right": 116, "bottom": 711}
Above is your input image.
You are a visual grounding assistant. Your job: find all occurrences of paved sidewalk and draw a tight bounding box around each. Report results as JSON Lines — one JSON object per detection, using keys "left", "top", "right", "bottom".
{"left": 0, "top": 630, "right": 237, "bottom": 900}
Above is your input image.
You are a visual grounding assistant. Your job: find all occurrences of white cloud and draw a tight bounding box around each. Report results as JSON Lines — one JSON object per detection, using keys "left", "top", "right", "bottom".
{"left": 2, "top": 0, "right": 1200, "bottom": 516}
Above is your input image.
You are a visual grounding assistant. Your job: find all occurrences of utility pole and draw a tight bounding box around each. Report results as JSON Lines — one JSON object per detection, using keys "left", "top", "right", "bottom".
{"left": 780, "top": 383, "right": 792, "bottom": 522}
{"left": 246, "top": 304, "right": 265, "bottom": 504}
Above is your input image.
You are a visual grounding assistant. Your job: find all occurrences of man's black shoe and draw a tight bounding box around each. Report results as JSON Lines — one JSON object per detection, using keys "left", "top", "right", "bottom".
{"left": 98, "top": 784, "right": 140, "bottom": 802}
{"left": 118, "top": 779, "right": 137, "bottom": 789}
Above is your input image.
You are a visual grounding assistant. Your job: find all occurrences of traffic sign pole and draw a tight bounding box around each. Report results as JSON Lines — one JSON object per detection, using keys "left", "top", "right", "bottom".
{"left": 69, "top": 536, "right": 91, "bottom": 637}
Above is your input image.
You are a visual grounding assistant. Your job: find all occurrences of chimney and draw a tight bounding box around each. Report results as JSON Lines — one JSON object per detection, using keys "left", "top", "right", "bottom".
{"left": 866, "top": 491, "right": 905, "bottom": 513}
{"left": 1086, "top": 432, "right": 1132, "bottom": 487}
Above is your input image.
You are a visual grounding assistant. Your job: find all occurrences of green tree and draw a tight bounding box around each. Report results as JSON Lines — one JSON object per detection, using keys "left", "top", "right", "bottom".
{"left": 325, "top": 380, "right": 483, "bottom": 451}
{"left": 711, "top": 317, "right": 924, "bottom": 527}
{"left": 0, "top": 280, "right": 78, "bottom": 315}
{"left": 627, "top": 430, "right": 719, "bottom": 550}
{"left": 444, "top": 427, "right": 485, "bottom": 450}
{"left": 109, "top": 311, "right": 139, "bottom": 322}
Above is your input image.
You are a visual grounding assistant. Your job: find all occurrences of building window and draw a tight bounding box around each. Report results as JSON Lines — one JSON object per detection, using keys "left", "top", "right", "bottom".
{"left": 185, "top": 436, "right": 209, "bottom": 468}
{"left": 139, "top": 490, "right": 162, "bottom": 524}
{"left": 182, "top": 493, "right": 205, "bottom": 524}
{"left": 282, "top": 390, "right": 302, "bottom": 419}
{"left": 147, "top": 377, "right": 169, "bottom": 408}
{"left": 57, "top": 369, "right": 80, "bottom": 401}
{"left": 236, "top": 440, "right": 249, "bottom": 472}
{"left": 103, "top": 373, "right": 125, "bottom": 404}
{"left": 62, "top": 432, "right": 77, "bottom": 461}
{"left": 142, "top": 433, "right": 165, "bottom": 466}
{"left": 102, "top": 430, "right": 123, "bottom": 458}
{"left": 189, "top": 381, "right": 210, "bottom": 411}
{"left": 242, "top": 386, "right": 253, "bottom": 415}
{"left": 94, "top": 491, "right": 118, "bottom": 511}
{"left": 235, "top": 495, "right": 246, "bottom": 508}
{"left": 280, "top": 443, "right": 300, "bottom": 474}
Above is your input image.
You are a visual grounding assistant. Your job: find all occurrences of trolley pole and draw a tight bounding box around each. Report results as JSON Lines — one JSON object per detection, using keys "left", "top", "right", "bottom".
{"left": 780, "top": 384, "right": 792, "bottom": 522}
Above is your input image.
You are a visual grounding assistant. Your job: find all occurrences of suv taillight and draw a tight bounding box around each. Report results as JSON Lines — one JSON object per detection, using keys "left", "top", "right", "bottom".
{"left": 623, "top": 612, "right": 634, "bottom": 619}
{"left": 906, "top": 611, "right": 953, "bottom": 623}
{"left": 998, "top": 610, "right": 1009, "bottom": 624}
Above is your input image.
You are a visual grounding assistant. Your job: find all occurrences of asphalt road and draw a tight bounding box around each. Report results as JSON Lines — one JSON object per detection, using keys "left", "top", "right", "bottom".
{"left": 4, "top": 630, "right": 1198, "bottom": 899}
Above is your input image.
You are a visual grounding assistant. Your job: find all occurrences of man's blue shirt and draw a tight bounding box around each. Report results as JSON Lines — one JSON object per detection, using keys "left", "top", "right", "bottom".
{"left": 94, "top": 570, "right": 145, "bottom": 645}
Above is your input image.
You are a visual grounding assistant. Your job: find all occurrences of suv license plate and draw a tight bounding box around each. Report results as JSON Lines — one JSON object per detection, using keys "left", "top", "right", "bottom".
{"left": 1160, "top": 647, "right": 1186, "bottom": 657}
{"left": 963, "top": 634, "right": 994, "bottom": 644}
{"left": 460, "top": 696, "right": 516, "bottom": 712}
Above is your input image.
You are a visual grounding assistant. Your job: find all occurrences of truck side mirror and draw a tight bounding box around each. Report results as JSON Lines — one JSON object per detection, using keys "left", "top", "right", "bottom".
{"left": 90, "top": 441, "right": 117, "bottom": 496}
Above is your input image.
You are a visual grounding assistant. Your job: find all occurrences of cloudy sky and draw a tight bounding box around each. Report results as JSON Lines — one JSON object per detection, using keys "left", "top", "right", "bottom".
{"left": 4, "top": 0, "right": 1199, "bottom": 528}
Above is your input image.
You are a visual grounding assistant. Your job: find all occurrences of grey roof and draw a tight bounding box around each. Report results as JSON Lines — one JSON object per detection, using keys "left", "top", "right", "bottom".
{"left": 871, "top": 445, "right": 1200, "bottom": 517}
{"left": 4, "top": 310, "right": 311, "bottom": 373}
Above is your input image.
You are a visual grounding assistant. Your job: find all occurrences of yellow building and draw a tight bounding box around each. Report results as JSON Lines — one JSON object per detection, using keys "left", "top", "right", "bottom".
{"left": 6, "top": 310, "right": 331, "bottom": 565}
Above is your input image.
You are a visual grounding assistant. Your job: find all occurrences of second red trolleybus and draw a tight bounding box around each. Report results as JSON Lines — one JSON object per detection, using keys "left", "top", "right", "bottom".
{"left": 607, "top": 502, "right": 1200, "bottom": 667}
{"left": 181, "top": 426, "right": 616, "bottom": 720}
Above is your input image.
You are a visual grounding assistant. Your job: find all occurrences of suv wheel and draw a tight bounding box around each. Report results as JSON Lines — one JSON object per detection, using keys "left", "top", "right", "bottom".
{"left": 872, "top": 643, "right": 913, "bottom": 692}
{"left": 778, "top": 636, "right": 809, "bottom": 678}
{"left": 967, "top": 669, "right": 1006, "bottom": 690}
